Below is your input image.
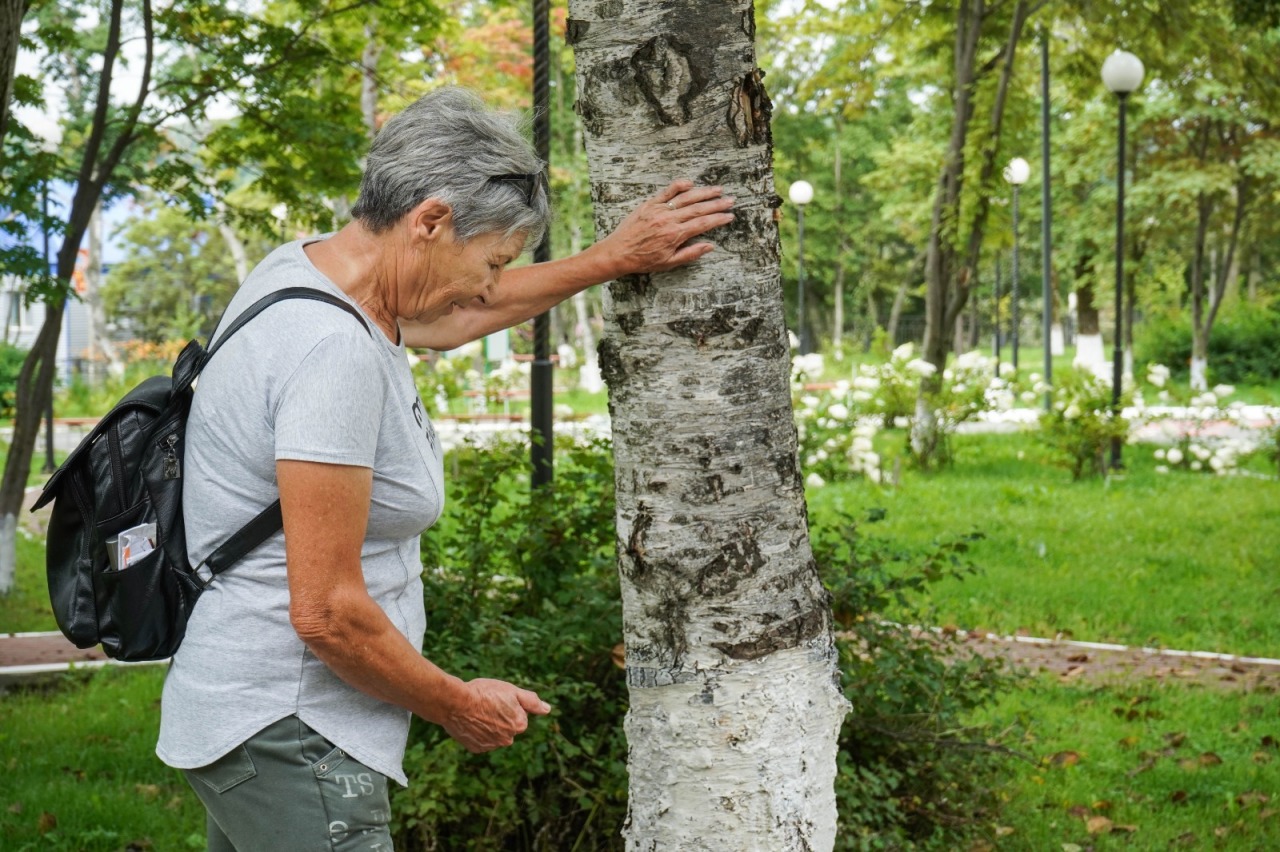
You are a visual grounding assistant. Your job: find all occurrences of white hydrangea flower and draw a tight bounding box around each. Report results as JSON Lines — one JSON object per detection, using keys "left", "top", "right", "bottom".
{"left": 1209, "top": 456, "right": 1225, "bottom": 471}
{"left": 1158, "top": 390, "right": 1170, "bottom": 402}
{"left": 953, "top": 383, "right": 967, "bottom": 394}
{"left": 907, "top": 358, "right": 937, "bottom": 376}
{"left": 1213, "top": 384, "right": 1235, "bottom": 399}
{"left": 834, "top": 380, "right": 851, "bottom": 396}
{"left": 805, "top": 472, "right": 826, "bottom": 489}
{"left": 1154, "top": 448, "right": 1166, "bottom": 460}
{"left": 828, "top": 403, "right": 849, "bottom": 420}
{"left": 1166, "top": 448, "right": 1184, "bottom": 465}
{"left": 892, "top": 342, "right": 915, "bottom": 361}
{"left": 1021, "top": 391, "right": 1037, "bottom": 403}
{"left": 1155, "top": 465, "right": 1169, "bottom": 474}
{"left": 851, "top": 390, "right": 873, "bottom": 403}
{"left": 1063, "top": 403, "right": 1082, "bottom": 420}
{"left": 1147, "top": 363, "right": 1170, "bottom": 387}
{"left": 852, "top": 436, "right": 874, "bottom": 453}
{"left": 801, "top": 395, "right": 820, "bottom": 410}
{"left": 1191, "top": 460, "right": 1203, "bottom": 471}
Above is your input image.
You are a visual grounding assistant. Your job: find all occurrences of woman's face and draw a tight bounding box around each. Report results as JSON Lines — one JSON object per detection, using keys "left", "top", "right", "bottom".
{"left": 401, "top": 224, "right": 527, "bottom": 324}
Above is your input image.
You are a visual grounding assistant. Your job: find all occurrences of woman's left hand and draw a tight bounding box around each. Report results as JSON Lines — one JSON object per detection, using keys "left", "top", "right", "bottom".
{"left": 595, "top": 180, "right": 736, "bottom": 277}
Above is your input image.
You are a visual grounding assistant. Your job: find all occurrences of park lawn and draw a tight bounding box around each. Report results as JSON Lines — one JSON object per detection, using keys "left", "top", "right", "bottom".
{"left": 807, "top": 430, "right": 1280, "bottom": 657}
{"left": 0, "top": 666, "right": 204, "bottom": 851}
{"left": 973, "top": 677, "right": 1280, "bottom": 850}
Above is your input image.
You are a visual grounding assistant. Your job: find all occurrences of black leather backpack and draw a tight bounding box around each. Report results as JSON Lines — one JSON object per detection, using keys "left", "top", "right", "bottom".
{"left": 32, "top": 288, "right": 370, "bottom": 661}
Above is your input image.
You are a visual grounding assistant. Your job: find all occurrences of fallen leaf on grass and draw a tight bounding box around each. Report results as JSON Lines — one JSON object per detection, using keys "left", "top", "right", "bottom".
{"left": 1091, "top": 799, "right": 1112, "bottom": 812}
{"left": 1086, "top": 815, "right": 1113, "bottom": 834}
{"left": 1171, "top": 832, "right": 1197, "bottom": 846}
{"left": 1198, "top": 752, "right": 1223, "bottom": 766}
{"left": 1164, "top": 732, "right": 1187, "bottom": 748}
{"left": 1253, "top": 750, "right": 1272, "bottom": 764}
{"left": 1259, "top": 808, "right": 1278, "bottom": 821}
{"left": 1066, "top": 653, "right": 1090, "bottom": 663}
{"left": 994, "top": 825, "right": 1015, "bottom": 837}
{"left": 1231, "top": 663, "right": 1248, "bottom": 674}
{"left": 1237, "top": 792, "right": 1269, "bottom": 807}
{"left": 6, "top": 802, "right": 22, "bottom": 814}
{"left": 1126, "top": 755, "right": 1158, "bottom": 777}
{"left": 1111, "top": 824, "right": 1138, "bottom": 834}
{"left": 1060, "top": 665, "right": 1086, "bottom": 681}
{"left": 1049, "top": 750, "right": 1081, "bottom": 767}
{"left": 1117, "top": 735, "right": 1139, "bottom": 749}
{"left": 37, "top": 812, "right": 57, "bottom": 834}
{"left": 1170, "top": 790, "right": 1189, "bottom": 804}
{"left": 1214, "top": 826, "right": 1231, "bottom": 838}
{"left": 1067, "top": 805, "right": 1090, "bottom": 819}
{"left": 135, "top": 783, "right": 161, "bottom": 799}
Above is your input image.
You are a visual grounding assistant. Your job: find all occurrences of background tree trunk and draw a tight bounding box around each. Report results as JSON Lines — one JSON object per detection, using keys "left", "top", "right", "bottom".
{"left": 569, "top": 1, "right": 848, "bottom": 848}
{"left": 0, "top": 0, "right": 27, "bottom": 148}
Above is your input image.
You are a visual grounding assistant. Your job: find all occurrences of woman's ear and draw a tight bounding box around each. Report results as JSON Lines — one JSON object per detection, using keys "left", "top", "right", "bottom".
{"left": 409, "top": 198, "right": 452, "bottom": 242}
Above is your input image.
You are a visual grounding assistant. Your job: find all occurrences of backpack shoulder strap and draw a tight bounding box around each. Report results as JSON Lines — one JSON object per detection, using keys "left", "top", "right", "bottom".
{"left": 207, "top": 287, "right": 372, "bottom": 361}
{"left": 198, "top": 287, "right": 374, "bottom": 579}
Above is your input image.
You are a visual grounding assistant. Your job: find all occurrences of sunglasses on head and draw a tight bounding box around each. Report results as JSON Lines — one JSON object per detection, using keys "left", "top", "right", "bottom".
{"left": 487, "top": 172, "right": 545, "bottom": 206}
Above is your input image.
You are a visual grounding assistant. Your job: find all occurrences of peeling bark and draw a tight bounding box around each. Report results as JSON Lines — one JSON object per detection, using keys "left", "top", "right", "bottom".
{"left": 570, "top": 1, "right": 848, "bottom": 847}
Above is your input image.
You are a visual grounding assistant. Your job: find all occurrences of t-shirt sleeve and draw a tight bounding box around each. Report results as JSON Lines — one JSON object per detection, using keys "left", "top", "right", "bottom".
{"left": 273, "top": 331, "right": 385, "bottom": 467}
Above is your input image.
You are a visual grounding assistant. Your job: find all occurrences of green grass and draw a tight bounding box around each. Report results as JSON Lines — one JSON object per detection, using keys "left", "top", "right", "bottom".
{"left": 974, "top": 677, "right": 1280, "bottom": 850}
{"left": 0, "top": 666, "right": 204, "bottom": 851}
{"left": 0, "top": 530, "right": 55, "bottom": 633}
{"left": 808, "top": 431, "right": 1280, "bottom": 657}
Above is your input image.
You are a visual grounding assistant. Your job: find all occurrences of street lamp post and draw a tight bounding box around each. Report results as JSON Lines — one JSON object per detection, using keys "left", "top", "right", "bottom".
{"left": 1102, "top": 49, "right": 1144, "bottom": 471}
{"left": 789, "top": 180, "right": 813, "bottom": 354}
{"left": 1003, "top": 157, "right": 1030, "bottom": 371}
{"left": 1040, "top": 25, "right": 1054, "bottom": 411}
{"left": 994, "top": 255, "right": 1002, "bottom": 377}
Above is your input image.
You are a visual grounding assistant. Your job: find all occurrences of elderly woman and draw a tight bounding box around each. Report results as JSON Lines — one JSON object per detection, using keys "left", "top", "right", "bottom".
{"left": 156, "top": 87, "right": 733, "bottom": 850}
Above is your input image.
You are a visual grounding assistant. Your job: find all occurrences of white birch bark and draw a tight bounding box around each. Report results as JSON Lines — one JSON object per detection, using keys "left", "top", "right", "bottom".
{"left": 1050, "top": 323, "right": 1065, "bottom": 356}
{"left": 0, "top": 513, "right": 14, "bottom": 595}
{"left": 85, "top": 203, "right": 122, "bottom": 377}
{"left": 217, "top": 220, "right": 250, "bottom": 286}
{"left": 569, "top": 2, "right": 848, "bottom": 848}
{"left": 1073, "top": 332, "right": 1107, "bottom": 379}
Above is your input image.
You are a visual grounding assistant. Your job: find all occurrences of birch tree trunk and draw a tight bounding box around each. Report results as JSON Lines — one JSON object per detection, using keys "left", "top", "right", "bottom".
{"left": 84, "top": 203, "right": 123, "bottom": 377}
{"left": 569, "top": 2, "right": 849, "bottom": 848}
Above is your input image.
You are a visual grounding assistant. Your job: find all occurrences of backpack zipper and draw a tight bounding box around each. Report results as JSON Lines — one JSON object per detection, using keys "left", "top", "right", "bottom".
{"left": 160, "top": 432, "right": 181, "bottom": 480}
{"left": 106, "top": 422, "right": 128, "bottom": 511}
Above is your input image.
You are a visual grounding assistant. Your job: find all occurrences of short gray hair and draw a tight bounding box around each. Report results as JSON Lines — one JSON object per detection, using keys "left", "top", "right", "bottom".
{"left": 351, "top": 87, "right": 550, "bottom": 246}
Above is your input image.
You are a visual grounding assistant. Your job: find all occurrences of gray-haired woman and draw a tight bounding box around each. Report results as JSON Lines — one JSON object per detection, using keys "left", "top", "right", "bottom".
{"left": 156, "top": 87, "right": 734, "bottom": 851}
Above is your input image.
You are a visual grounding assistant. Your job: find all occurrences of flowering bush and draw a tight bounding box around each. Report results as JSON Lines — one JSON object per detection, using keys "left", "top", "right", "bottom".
{"left": 413, "top": 354, "right": 478, "bottom": 414}
{"left": 1037, "top": 367, "right": 1131, "bottom": 479}
{"left": 1140, "top": 364, "right": 1259, "bottom": 477}
{"left": 795, "top": 387, "right": 883, "bottom": 486}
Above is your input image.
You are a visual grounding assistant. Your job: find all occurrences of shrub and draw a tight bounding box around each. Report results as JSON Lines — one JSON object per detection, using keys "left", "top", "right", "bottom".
{"left": 1037, "top": 367, "right": 1130, "bottom": 479}
{"left": 815, "top": 511, "right": 1013, "bottom": 850}
{"left": 0, "top": 342, "right": 26, "bottom": 419}
{"left": 398, "top": 435, "right": 627, "bottom": 851}
{"left": 396, "top": 437, "right": 1013, "bottom": 850}
{"left": 1136, "top": 305, "right": 1280, "bottom": 384}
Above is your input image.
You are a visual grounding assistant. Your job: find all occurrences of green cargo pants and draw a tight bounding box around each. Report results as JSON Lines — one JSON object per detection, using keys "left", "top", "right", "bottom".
{"left": 183, "top": 715, "right": 393, "bottom": 852}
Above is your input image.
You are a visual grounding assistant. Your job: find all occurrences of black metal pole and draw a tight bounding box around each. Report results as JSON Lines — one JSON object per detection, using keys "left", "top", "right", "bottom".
{"left": 994, "top": 255, "right": 1002, "bottom": 376}
{"left": 42, "top": 182, "right": 55, "bottom": 474}
{"left": 796, "top": 205, "right": 807, "bottom": 354}
{"left": 1011, "top": 185, "right": 1020, "bottom": 370}
{"left": 1040, "top": 25, "right": 1053, "bottom": 411}
{"left": 531, "top": 0, "right": 553, "bottom": 487}
{"left": 1110, "top": 92, "right": 1128, "bottom": 471}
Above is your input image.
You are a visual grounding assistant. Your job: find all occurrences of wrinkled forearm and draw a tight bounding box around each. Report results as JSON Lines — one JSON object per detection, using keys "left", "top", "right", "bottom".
{"left": 291, "top": 587, "right": 466, "bottom": 726}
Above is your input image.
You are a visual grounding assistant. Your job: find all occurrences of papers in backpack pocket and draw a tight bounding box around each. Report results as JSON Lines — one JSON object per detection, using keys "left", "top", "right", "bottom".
{"left": 113, "top": 523, "right": 157, "bottom": 571}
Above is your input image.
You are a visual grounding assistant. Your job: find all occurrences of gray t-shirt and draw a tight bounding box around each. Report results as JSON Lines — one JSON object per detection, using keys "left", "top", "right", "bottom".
{"left": 157, "top": 238, "right": 445, "bottom": 786}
